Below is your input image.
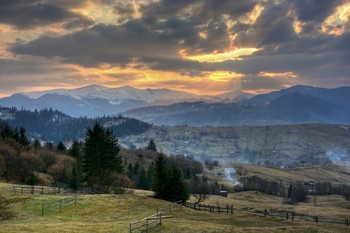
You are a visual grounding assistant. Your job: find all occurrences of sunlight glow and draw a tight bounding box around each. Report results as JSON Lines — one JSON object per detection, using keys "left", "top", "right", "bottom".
{"left": 183, "top": 48, "right": 259, "bottom": 63}
{"left": 259, "top": 72, "right": 298, "bottom": 79}
{"left": 322, "top": 2, "right": 350, "bottom": 36}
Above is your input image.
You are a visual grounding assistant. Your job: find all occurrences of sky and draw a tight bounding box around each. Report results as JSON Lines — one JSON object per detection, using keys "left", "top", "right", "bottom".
{"left": 0, "top": 0, "right": 350, "bottom": 97}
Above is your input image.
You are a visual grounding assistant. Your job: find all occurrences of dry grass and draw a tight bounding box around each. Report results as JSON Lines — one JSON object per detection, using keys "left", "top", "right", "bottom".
{"left": 232, "top": 163, "right": 350, "bottom": 184}
{"left": 1, "top": 183, "right": 350, "bottom": 233}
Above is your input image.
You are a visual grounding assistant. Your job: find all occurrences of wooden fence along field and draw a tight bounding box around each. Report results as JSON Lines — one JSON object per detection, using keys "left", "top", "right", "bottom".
{"left": 129, "top": 201, "right": 182, "bottom": 233}
{"left": 263, "top": 209, "right": 349, "bottom": 227}
{"left": 12, "top": 185, "right": 62, "bottom": 195}
{"left": 183, "top": 201, "right": 233, "bottom": 214}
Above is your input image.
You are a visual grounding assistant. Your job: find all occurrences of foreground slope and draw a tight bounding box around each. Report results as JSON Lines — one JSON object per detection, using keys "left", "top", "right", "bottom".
{"left": 1, "top": 183, "right": 349, "bottom": 233}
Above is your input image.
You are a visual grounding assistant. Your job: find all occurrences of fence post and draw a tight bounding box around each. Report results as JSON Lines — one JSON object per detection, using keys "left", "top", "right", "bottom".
{"left": 42, "top": 204, "right": 45, "bottom": 215}
{"left": 31, "top": 186, "right": 34, "bottom": 194}
{"left": 156, "top": 206, "right": 159, "bottom": 213}
{"left": 160, "top": 212, "right": 162, "bottom": 225}
{"left": 345, "top": 217, "right": 349, "bottom": 227}
{"left": 41, "top": 188, "right": 44, "bottom": 195}
{"left": 21, "top": 187, "right": 23, "bottom": 194}
{"left": 292, "top": 212, "right": 294, "bottom": 221}
{"left": 315, "top": 216, "right": 318, "bottom": 224}
{"left": 231, "top": 205, "right": 233, "bottom": 214}
{"left": 129, "top": 223, "right": 132, "bottom": 233}
{"left": 286, "top": 212, "right": 289, "bottom": 220}
{"left": 146, "top": 218, "right": 149, "bottom": 233}
{"left": 13, "top": 186, "right": 16, "bottom": 193}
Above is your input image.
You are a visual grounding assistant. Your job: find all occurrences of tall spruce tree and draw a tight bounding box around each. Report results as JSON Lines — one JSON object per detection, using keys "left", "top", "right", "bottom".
{"left": 83, "top": 123, "right": 123, "bottom": 188}
{"left": 152, "top": 153, "right": 167, "bottom": 199}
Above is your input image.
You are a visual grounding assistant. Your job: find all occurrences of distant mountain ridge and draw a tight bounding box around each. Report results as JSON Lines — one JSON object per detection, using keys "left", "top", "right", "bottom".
{"left": 123, "top": 85, "right": 350, "bottom": 126}
{"left": 0, "top": 85, "right": 252, "bottom": 117}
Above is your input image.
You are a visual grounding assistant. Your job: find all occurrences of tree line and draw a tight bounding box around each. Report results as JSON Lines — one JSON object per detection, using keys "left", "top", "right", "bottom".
{"left": 0, "top": 122, "right": 196, "bottom": 202}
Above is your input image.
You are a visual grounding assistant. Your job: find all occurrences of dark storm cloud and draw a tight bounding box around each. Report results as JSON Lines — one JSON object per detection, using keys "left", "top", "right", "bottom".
{"left": 291, "top": 0, "right": 342, "bottom": 22}
{"left": 7, "top": 0, "right": 350, "bottom": 89}
{"left": 11, "top": 22, "right": 181, "bottom": 67}
{"left": 0, "top": 0, "right": 92, "bottom": 29}
{"left": 233, "top": 2, "right": 297, "bottom": 47}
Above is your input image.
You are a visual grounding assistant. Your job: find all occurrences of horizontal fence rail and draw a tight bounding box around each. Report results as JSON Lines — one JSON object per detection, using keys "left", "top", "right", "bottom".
{"left": 12, "top": 185, "right": 62, "bottom": 195}
{"left": 129, "top": 212, "right": 163, "bottom": 233}
{"left": 183, "top": 201, "right": 233, "bottom": 214}
{"left": 263, "top": 209, "right": 349, "bottom": 227}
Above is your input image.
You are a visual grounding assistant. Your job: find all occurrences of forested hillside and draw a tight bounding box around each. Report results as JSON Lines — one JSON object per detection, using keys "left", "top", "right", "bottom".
{"left": 0, "top": 107, "right": 150, "bottom": 142}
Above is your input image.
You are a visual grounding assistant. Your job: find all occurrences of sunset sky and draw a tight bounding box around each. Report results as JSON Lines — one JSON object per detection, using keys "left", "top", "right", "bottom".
{"left": 0, "top": 0, "right": 350, "bottom": 97}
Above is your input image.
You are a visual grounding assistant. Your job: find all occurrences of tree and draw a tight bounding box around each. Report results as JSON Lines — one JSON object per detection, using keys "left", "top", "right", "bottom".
{"left": 69, "top": 160, "right": 83, "bottom": 189}
{"left": 82, "top": 123, "right": 124, "bottom": 190}
{"left": 152, "top": 153, "right": 189, "bottom": 202}
{"left": 33, "top": 138, "right": 41, "bottom": 152}
{"left": 57, "top": 142, "right": 66, "bottom": 153}
{"left": 137, "top": 166, "right": 149, "bottom": 190}
{"left": 162, "top": 166, "right": 189, "bottom": 202}
{"left": 18, "top": 127, "right": 30, "bottom": 146}
{"left": 68, "top": 140, "right": 82, "bottom": 159}
{"left": 1, "top": 124, "right": 13, "bottom": 140}
{"left": 189, "top": 176, "right": 210, "bottom": 204}
{"left": 152, "top": 153, "right": 167, "bottom": 199}
{"left": 147, "top": 139, "right": 157, "bottom": 152}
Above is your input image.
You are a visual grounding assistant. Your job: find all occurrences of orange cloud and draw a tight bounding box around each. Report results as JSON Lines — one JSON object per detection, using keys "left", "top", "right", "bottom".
{"left": 322, "top": 2, "right": 350, "bottom": 36}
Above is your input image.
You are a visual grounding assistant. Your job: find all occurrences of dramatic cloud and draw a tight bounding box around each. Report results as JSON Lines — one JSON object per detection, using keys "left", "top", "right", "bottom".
{"left": 0, "top": 0, "right": 92, "bottom": 29}
{"left": 0, "top": 0, "right": 349, "bottom": 96}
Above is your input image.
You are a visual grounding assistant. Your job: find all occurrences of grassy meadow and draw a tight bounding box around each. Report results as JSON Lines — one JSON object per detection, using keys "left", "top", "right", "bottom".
{"left": 1, "top": 183, "right": 350, "bottom": 233}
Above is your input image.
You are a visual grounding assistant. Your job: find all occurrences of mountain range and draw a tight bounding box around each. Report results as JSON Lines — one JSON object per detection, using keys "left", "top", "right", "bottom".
{"left": 0, "top": 85, "right": 349, "bottom": 126}
{"left": 0, "top": 85, "right": 251, "bottom": 118}
{"left": 123, "top": 85, "right": 350, "bottom": 126}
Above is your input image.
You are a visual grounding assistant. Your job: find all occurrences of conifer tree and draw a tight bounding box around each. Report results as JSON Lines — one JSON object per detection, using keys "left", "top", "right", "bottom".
{"left": 82, "top": 123, "right": 124, "bottom": 189}
{"left": 147, "top": 139, "right": 157, "bottom": 152}
{"left": 57, "top": 142, "right": 66, "bottom": 152}
{"left": 152, "top": 153, "right": 167, "bottom": 198}
{"left": 19, "top": 127, "right": 30, "bottom": 146}
{"left": 137, "top": 166, "right": 149, "bottom": 190}
{"left": 68, "top": 140, "right": 82, "bottom": 159}
{"left": 162, "top": 166, "right": 189, "bottom": 202}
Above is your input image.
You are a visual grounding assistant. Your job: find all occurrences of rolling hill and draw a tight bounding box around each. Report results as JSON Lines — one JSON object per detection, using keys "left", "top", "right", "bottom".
{"left": 123, "top": 86, "right": 350, "bottom": 126}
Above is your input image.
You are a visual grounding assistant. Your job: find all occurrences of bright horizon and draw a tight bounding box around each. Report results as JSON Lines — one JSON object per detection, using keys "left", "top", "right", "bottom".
{"left": 1, "top": 1, "right": 350, "bottom": 98}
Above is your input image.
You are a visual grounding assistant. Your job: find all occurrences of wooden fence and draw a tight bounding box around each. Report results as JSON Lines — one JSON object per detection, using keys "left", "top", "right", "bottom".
{"left": 129, "top": 212, "right": 163, "bottom": 233}
{"left": 157, "top": 200, "right": 182, "bottom": 214}
{"left": 183, "top": 201, "right": 233, "bottom": 214}
{"left": 129, "top": 200, "right": 181, "bottom": 233}
{"left": 12, "top": 185, "right": 62, "bottom": 195}
{"left": 263, "top": 209, "right": 349, "bottom": 227}
{"left": 41, "top": 196, "right": 78, "bottom": 215}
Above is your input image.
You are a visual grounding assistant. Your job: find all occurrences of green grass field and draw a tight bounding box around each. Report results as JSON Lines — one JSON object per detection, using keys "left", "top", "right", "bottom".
{"left": 1, "top": 183, "right": 350, "bottom": 233}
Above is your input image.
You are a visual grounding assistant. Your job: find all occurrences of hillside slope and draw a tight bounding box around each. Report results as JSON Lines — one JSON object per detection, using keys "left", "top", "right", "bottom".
{"left": 120, "top": 124, "right": 350, "bottom": 167}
